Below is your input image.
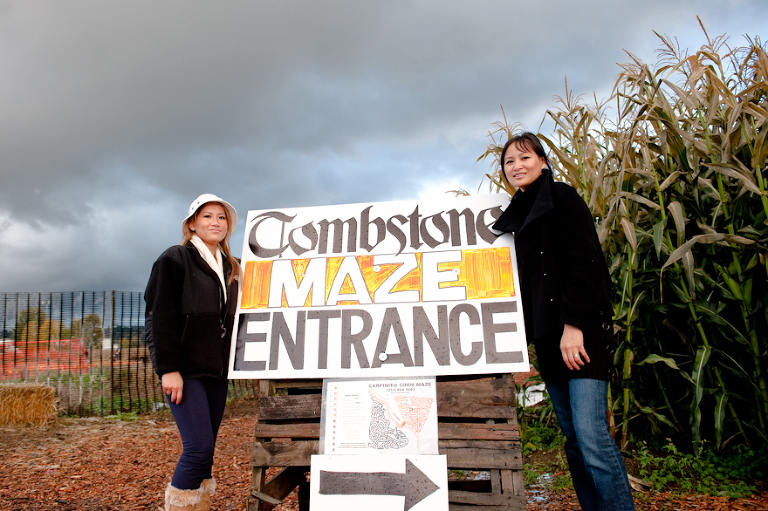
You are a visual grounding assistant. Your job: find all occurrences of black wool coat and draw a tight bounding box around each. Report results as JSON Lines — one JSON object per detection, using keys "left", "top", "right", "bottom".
{"left": 493, "top": 170, "right": 616, "bottom": 382}
{"left": 144, "top": 243, "right": 238, "bottom": 380}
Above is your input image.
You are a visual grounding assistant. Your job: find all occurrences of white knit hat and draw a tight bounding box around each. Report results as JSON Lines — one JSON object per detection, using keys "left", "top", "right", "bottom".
{"left": 182, "top": 193, "right": 238, "bottom": 234}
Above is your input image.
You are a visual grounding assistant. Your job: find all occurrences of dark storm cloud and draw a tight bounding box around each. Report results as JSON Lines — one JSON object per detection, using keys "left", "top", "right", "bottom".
{"left": 0, "top": 0, "right": 765, "bottom": 291}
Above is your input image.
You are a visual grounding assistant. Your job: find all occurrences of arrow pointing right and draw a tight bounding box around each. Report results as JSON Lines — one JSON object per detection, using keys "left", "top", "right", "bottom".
{"left": 319, "top": 458, "right": 440, "bottom": 511}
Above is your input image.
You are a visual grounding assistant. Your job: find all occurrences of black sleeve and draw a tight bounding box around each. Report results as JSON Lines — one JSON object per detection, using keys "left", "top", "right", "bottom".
{"left": 554, "top": 186, "right": 611, "bottom": 330}
{"left": 144, "top": 248, "right": 185, "bottom": 376}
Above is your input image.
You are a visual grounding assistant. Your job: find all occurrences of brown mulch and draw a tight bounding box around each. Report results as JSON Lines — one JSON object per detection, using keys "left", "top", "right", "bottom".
{"left": 1, "top": 398, "right": 766, "bottom": 510}
{"left": 0, "top": 398, "right": 294, "bottom": 511}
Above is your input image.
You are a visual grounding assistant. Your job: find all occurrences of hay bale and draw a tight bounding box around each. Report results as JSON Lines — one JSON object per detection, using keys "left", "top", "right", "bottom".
{"left": 0, "top": 383, "right": 58, "bottom": 426}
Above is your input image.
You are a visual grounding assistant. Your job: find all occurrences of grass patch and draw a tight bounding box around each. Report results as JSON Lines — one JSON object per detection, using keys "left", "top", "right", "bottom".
{"left": 521, "top": 416, "right": 571, "bottom": 492}
{"left": 633, "top": 442, "right": 767, "bottom": 498}
{"left": 519, "top": 397, "right": 767, "bottom": 499}
{"left": 521, "top": 415, "right": 565, "bottom": 457}
{"left": 103, "top": 410, "right": 142, "bottom": 421}
{"left": 524, "top": 451, "right": 572, "bottom": 491}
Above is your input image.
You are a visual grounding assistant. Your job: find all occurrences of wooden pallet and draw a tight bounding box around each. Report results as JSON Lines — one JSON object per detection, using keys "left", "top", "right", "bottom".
{"left": 247, "top": 374, "right": 524, "bottom": 511}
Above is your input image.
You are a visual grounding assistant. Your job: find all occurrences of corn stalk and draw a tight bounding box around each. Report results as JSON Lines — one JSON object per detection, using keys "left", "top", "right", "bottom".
{"left": 479, "top": 22, "right": 768, "bottom": 451}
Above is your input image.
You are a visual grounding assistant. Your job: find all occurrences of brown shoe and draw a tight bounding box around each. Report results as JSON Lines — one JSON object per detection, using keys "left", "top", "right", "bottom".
{"left": 194, "top": 478, "right": 216, "bottom": 511}
{"left": 164, "top": 483, "right": 203, "bottom": 511}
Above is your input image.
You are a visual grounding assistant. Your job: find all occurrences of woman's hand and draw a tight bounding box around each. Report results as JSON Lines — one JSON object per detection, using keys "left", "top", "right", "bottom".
{"left": 161, "top": 371, "right": 184, "bottom": 404}
{"left": 560, "top": 324, "right": 590, "bottom": 370}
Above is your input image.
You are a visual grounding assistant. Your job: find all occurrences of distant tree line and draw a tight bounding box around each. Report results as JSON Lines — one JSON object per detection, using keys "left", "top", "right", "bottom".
{"left": 12, "top": 306, "right": 118, "bottom": 351}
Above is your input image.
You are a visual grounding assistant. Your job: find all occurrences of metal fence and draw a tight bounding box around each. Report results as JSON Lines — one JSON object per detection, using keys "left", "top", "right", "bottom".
{"left": 1, "top": 291, "right": 257, "bottom": 416}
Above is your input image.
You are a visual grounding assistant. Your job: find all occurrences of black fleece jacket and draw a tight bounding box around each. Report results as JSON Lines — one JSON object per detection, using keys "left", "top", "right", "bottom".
{"left": 144, "top": 243, "right": 238, "bottom": 380}
{"left": 493, "top": 170, "right": 616, "bottom": 382}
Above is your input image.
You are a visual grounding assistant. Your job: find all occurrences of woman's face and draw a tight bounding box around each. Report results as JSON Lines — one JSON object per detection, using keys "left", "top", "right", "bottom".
{"left": 189, "top": 203, "right": 228, "bottom": 252}
{"left": 503, "top": 142, "right": 547, "bottom": 192}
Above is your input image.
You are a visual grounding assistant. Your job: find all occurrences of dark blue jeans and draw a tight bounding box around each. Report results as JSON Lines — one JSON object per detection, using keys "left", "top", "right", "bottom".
{"left": 546, "top": 378, "right": 635, "bottom": 511}
{"left": 167, "top": 377, "right": 228, "bottom": 490}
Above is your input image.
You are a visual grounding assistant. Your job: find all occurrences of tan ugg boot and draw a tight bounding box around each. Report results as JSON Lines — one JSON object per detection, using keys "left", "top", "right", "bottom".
{"left": 194, "top": 478, "right": 216, "bottom": 511}
{"left": 164, "top": 483, "right": 203, "bottom": 511}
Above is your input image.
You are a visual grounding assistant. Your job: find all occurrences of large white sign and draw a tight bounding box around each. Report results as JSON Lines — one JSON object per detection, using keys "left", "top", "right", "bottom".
{"left": 228, "top": 194, "right": 528, "bottom": 379}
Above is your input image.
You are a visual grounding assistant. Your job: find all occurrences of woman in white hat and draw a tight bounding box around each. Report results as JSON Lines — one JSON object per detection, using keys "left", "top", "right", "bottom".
{"left": 144, "top": 194, "right": 241, "bottom": 511}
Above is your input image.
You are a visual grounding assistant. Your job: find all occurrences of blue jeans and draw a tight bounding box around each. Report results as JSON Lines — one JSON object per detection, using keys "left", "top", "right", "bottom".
{"left": 168, "top": 377, "right": 229, "bottom": 490}
{"left": 546, "top": 379, "right": 635, "bottom": 511}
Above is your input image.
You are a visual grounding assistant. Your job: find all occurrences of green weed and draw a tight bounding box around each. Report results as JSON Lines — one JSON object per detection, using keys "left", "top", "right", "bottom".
{"left": 104, "top": 410, "right": 141, "bottom": 421}
{"left": 521, "top": 416, "right": 565, "bottom": 457}
{"left": 634, "top": 442, "right": 766, "bottom": 497}
{"left": 524, "top": 452, "right": 572, "bottom": 491}
{"left": 521, "top": 416, "right": 571, "bottom": 491}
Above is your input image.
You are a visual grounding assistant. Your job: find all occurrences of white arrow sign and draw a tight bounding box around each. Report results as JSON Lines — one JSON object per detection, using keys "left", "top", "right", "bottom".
{"left": 310, "top": 455, "right": 448, "bottom": 511}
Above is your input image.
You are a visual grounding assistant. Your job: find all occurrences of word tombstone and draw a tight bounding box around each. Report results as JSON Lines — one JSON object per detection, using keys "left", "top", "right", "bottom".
{"left": 228, "top": 194, "right": 528, "bottom": 379}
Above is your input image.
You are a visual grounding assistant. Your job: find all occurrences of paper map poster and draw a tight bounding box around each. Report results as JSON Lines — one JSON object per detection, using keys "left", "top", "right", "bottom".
{"left": 321, "top": 378, "right": 438, "bottom": 455}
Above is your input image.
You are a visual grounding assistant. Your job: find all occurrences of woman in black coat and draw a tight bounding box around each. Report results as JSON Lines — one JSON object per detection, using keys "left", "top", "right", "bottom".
{"left": 493, "top": 133, "right": 635, "bottom": 511}
{"left": 145, "top": 193, "right": 241, "bottom": 511}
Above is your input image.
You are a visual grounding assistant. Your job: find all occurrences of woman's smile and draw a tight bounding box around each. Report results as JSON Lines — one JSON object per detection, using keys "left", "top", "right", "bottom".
{"left": 503, "top": 143, "right": 547, "bottom": 191}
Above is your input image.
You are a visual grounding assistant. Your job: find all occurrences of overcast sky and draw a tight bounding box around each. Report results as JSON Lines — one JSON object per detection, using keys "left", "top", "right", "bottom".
{"left": 1, "top": 0, "right": 765, "bottom": 292}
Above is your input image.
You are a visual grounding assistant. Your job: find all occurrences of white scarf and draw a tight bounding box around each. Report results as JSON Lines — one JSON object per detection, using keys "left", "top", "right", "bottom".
{"left": 189, "top": 234, "right": 227, "bottom": 301}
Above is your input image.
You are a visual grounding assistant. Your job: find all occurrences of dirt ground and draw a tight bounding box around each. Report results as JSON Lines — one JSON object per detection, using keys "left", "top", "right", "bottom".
{"left": 1, "top": 398, "right": 767, "bottom": 510}
{"left": 0, "top": 398, "right": 288, "bottom": 511}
